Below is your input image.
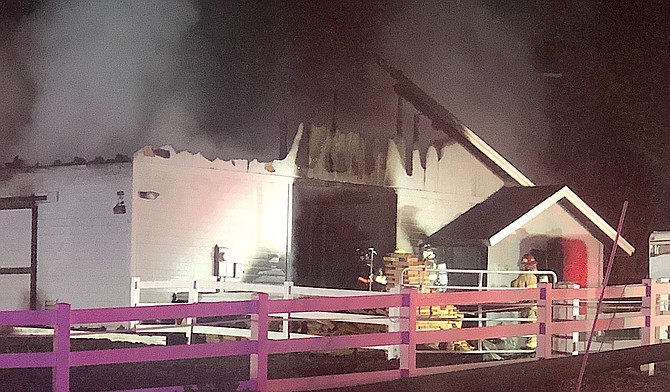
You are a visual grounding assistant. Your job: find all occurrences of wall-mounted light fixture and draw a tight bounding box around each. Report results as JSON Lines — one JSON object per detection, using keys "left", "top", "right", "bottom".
{"left": 113, "top": 191, "right": 126, "bottom": 214}
{"left": 138, "top": 191, "right": 160, "bottom": 200}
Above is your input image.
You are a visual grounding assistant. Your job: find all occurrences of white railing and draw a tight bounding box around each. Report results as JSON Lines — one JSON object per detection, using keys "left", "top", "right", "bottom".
{"left": 127, "top": 275, "right": 631, "bottom": 357}
{"left": 1, "top": 279, "right": 668, "bottom": 391}
{"left": 400, "top": 267, "right": 559, "bottom": 291}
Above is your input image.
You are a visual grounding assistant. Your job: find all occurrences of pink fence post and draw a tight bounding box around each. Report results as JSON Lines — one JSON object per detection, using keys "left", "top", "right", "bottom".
{"left": 641, "top": 278, "right": 657, "bottom": 375}
{"left": 52, "top": 302, "right": 71, "bottom": 392}
{"left": 399, "top": 287, "right": 417, "bottom": 378}
{"left": 536, "top": 282, "right": 553, "bottom": 359}
{"left": 249, "top": 292, "right": 269, "bottom": 391}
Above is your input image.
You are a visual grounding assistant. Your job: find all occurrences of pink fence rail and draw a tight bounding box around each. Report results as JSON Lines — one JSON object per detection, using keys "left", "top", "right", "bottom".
{"left": 0, "top": 279, "right": 668, "bottom": 392}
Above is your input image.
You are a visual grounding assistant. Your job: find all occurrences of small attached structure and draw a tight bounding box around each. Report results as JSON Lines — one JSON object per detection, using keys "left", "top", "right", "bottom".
{"left": 427, "top": 185, "right": 635, "bottom": 288}
{"left": 0, "top": 163, "right": 132, "bottom": 310}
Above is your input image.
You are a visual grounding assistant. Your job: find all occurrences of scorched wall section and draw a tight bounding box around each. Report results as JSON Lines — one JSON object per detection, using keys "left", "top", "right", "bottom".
{"left": 390, "top": 141, "right": 505, "bottom": 252}
{"left": 292, "top": 179, "right": 396, "bottom": 289}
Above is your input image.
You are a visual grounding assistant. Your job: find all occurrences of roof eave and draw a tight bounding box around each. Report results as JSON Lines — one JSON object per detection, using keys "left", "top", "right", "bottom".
{"left": 561, "top": 187, "right": 635, "bottom": 256}
{"left": 488, "top": 186, "right": 635, "bottom": 256}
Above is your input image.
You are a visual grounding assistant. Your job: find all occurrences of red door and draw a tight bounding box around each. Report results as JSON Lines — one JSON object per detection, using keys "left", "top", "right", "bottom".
{"left": 561, "top": 239, "right": 589, "bottom": 287}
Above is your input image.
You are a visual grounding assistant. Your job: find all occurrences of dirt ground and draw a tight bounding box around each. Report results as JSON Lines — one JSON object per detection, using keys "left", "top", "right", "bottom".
{"left": 1, "top": 336, "right": 669, "bottom": 391}
{"left": 554, "top": 368, "right": 670, "bottom": 392}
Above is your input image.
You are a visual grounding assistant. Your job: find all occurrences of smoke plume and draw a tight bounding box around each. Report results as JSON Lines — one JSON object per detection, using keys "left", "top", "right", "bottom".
{"left": 376, "top": 1, "right": 551, "bottom": 183}
{"left": 0, "top": 0, "right": 551, "bottom": 179}
{"left": 0, "top": 18, "right": 33, "bottom": 156}
{"left": 7, "top": 0, "right": 219, "bottom": 164}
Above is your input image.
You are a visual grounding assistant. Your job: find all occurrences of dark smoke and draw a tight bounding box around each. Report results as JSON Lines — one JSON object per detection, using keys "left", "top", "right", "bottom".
{"left": 0, "top": 0, "right": 550, "bottom": 179}
{"left": 376, "top": 1, "right": 551, "bottom": 183}
{"left": 5, "top": 0, "right": 214, "bottom": 164}
{"left": 0, "top": 16, "right": 33, "bottom": 156}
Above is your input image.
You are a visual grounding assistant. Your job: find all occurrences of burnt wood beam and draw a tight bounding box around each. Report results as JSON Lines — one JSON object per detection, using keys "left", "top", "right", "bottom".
{"left": 396, "top": 95, "right": 404, "bottom": 137}
{"left": 412, "top": 113, "right": 421, "bottom": 149}
{"left": 30, "top": 201, "right": 38, "bottom": 310}
{"left": 0, "top": 195, "right": 47, "bottom": 210}
{"left": 370, "top": 52, "right": 518, "bottom": 185}
{"left": 0, "top": 267, "right": 31, "bottom": 275}
{"left": 392, "top": 82, "right": 514, "bottom": 184}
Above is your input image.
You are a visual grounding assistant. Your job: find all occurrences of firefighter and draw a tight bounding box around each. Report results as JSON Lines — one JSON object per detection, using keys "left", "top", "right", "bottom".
{"left": 356, "top": 248, "right": 387, "bottom": 289}
{"left": 422, "top": 243, "right": 448, "bottom": 290}
{"left": 511, "top": 253, "right": 539, "bottom": 349}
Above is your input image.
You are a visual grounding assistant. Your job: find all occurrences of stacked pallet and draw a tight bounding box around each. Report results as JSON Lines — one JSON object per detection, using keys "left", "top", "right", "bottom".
{"left": 383, "top": 252, "right": 471, "bottom": 350}
{"left": 417, "top": 305, "right": 471, "bottom": 350}
{"left": 383, "top": 252, "right": 430, "bottom": 289}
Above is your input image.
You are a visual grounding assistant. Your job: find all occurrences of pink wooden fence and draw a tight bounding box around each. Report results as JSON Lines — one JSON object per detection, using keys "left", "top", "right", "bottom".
{"left": 0, "top": 279, "right": 667, "bottom": 392}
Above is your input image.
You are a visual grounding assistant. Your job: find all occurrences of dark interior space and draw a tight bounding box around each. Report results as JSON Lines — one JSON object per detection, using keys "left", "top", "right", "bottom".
{"left": 432, "top": 245, "right": 488, "bottom": 288}
{"left": 292, "top": 179, "right": 396, "bottom": 290}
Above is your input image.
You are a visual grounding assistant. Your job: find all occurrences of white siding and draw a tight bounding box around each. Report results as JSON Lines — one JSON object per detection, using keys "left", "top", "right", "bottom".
{"left": 0, "top": 209, "right": 32, "bottom": 268}
{"left": 0, "top": 164, "right": 133, "bottom": 309}
{"left": 487, "top": 203, "right": 603, "bottom": 288}
{"left": 131, "top": 151, "right": 292, "bottom": 300}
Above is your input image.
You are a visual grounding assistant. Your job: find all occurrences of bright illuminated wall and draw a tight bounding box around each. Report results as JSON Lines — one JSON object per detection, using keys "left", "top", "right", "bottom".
{"left": 0, "top": 163, "right": 132, "bottom": 309}
{"left": 487, "top": 203, "right": 603, "bottom": 288}
{"left": 131, "top": 148, "right": 293, "bottom": 292}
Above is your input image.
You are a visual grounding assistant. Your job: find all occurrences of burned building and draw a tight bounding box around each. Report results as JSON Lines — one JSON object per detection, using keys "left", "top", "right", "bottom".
{"left": 0, "top": 62, "right": 634, "bottom": 310}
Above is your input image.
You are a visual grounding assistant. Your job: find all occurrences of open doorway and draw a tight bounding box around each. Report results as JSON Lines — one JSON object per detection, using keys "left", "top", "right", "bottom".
{"left": 292, "top": 180, "right": 396, "bottom": 289}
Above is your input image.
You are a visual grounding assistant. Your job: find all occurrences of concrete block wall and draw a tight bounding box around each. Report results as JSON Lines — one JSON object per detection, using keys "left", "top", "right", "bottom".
{"left": 0, "top": 163, "right": 133, "bottom": 309}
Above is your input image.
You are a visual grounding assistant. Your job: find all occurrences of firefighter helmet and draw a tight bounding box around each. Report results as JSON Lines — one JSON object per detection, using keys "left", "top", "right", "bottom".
{"left": 521, "top": 253, "right": 537, "bottom": 265}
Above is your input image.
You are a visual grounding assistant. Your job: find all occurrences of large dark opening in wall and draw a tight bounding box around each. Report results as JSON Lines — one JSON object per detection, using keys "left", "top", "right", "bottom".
{"left": 432, "top": 245, "right": 488, "bottom": 288}
{"left": 292, "top": 179, "right": 397, "bottom": 290}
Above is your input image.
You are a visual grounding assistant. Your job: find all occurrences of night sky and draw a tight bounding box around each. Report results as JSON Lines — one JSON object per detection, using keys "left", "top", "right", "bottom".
{"left": 1, "top": 0, "right": 669, "bottom": 281}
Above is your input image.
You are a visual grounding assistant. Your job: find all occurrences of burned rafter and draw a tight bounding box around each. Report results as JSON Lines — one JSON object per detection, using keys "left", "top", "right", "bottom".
{"left": 370, "top": 53, "right": 534, "bottom": 187}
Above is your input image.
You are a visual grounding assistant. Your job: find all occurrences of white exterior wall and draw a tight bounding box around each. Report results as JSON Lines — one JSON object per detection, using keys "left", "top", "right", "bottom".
{"left": 487, "top": 203, "right": 603, "bottom": 288}
{"left": 291, "top": 126, "right": 505, "bottom": 253}
{"left": 649, "top": 231, "right": 670, "bottom": 278}
{"left": 0, "top": 164, "right": 132, "bottom": 309}
{"left": 131, "top": 149, "right": 293, "bottom": 300}
{"left": 391, "top": 142, "right": 504, "bottom": 251}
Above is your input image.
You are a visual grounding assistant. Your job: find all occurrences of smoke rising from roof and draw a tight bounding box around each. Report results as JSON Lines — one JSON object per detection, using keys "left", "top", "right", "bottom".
{"left": 376, "top": 1, "right": 551, "bottom": 183}
{"left": 5, "top": 0, "right": 224, "bottom": 164}
{"left": 262, "top": 1, "right": 552, "bottom": 182}
{"left": 0, "top": 16, "right": 33, "bottom": 157}
{"left": 0, "top": 0, "right": 550, "bottom": 182}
